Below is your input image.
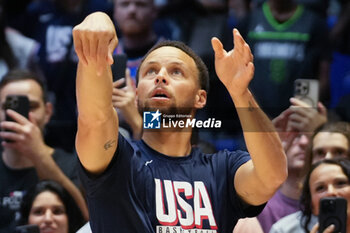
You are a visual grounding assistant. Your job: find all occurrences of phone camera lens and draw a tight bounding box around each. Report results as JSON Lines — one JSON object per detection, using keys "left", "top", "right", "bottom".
{"left": 323, "top": 201, "right": 335, "bottom": 212}
{"left": 12, "top": 99, "right": 18, "bottom": 108}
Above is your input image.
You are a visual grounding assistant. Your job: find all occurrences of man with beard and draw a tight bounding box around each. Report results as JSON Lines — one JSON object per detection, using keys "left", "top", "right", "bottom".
{"left": 73, "top": 12, "right": 287, "bottom": 233}
{"left": 0, "top": 69, "right": 88, "bottom": 233}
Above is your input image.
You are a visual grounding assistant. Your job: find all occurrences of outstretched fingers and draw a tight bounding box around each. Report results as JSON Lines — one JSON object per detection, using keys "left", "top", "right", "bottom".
{"left": 233, "top": 29, "right": 244, "bottom": 55}
{"left": 233, "top": 28, "right": 253, "bottom": 64}
{"left": 211, "top": 37, "right": 226, "bottom": 59}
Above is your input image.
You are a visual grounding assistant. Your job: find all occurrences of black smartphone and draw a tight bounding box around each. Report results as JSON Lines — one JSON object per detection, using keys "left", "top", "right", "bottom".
{"left": 14, "top": 224, "right": 40, "bottom": 233}
{"left": 318, "top": 197, "right": 347, "bottom": 233}
{"left": 4, "top": 95, "right": 30, "bottom": 121}
{"left": 111, "top": 53, "right": 128, "bottom": 87}
{"left": 3, "top": 95, "right": 30, "bottom": 142}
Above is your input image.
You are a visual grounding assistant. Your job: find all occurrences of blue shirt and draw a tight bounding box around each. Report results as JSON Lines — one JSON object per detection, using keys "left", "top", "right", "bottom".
{"left": 79, "top": 134, "right": 264, "bottom": 233}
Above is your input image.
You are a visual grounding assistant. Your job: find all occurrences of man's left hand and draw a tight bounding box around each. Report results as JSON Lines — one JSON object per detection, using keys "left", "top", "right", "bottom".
{"left": 211, "top": 28, "right": 254, "bottom": 98}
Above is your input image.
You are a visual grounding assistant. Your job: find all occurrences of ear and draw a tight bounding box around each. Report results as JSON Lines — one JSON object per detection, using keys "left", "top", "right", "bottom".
{"left": 194, "top": 90, "right": 207, "bottom": 109}
{"left": 43, "top": 102, "right": 53, "bottom": 125}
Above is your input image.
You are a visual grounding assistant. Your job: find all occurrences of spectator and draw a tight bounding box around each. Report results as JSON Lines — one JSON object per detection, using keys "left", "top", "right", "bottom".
{"left": 238, "top": 0, "right": 331, "bottom": 118}
{"left": 270, "top": 158, "right": 350, "bottom": 232}
{"left": 269, "top": 121, "right": 350, "bottom": 232}
{"left": 18, "top": 180, "right": 86, "bottom": 233}
{"left": 0, "top": 70, "right": 88, "bottom": 233}
{"left": 303, "top": 121, "right": 350, "bottom": 172}
{"left": 113, "top": 0, "right": 167, "bottom": 84}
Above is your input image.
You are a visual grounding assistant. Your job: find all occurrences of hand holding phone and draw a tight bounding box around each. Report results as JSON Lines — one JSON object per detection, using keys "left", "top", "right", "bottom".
{"left": 2, "top": 95, "right": 30, "bottom": 142}
{"left": 4, "top": 95, "right": 30, "bottom": 121}
{"left": 318, "top": 197, "right": 347, "bottom": 233}
{"left": 112, "top": 54, "right": 127, "bottom": 88}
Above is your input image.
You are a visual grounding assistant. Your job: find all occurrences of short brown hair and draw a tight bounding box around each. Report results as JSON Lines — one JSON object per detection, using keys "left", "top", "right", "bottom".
{"left": 303, "top": 121, "right": 350, "bottom": 175}
{"left": 136, "top": 40, "right": 209, "bottom": 93}
{"left": 0, "top": 69, "right": 48, "bottom": 103}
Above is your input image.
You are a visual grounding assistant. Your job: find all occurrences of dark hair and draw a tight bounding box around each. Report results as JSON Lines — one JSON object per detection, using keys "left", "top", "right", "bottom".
{"left": 136, "top": 40, "right": 210, "bottom": 93}
{"left": 0, "top": 69, "right": 48, "bottom": 103}
{"left": 303, "top": 121, "right": 350, "bottom": 174}
{"left": 300, "top": 158, "right": 350, "bottom": 232}
{"left": 19, "top": 180, "right": 85, "bottom": 233}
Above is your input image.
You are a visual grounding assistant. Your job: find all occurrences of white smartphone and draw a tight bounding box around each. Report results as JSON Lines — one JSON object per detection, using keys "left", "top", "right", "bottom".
{"left": 294, "top": 79, "right": 319, "bottom": 107}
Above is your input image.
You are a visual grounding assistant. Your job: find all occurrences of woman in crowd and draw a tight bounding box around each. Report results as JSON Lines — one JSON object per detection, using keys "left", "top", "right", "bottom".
{"left": 270, "top": 158, "right": 350, "bottom": 232}
{"left": 18, "top": 180, "right": 86, "bottom": 233}
{"left": 303, "top": 158, "right": 350, "bottom": 232}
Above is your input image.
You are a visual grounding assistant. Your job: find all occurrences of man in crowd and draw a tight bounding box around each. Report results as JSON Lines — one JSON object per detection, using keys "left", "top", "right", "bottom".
{"left": 0, "top": 69, "right": 88, "bottom": 233}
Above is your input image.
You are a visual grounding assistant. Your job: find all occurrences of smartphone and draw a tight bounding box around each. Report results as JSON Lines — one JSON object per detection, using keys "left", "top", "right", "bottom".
{"left": 318, "top": 197, "right": 347, "bottom": 233}
{"left": 14, "top": 224, "right": 40, "bottom": 233}
{"left": 294, "top": 79, "right": 319, "bottom": 108}
{"left": 3, "top": 95, "right": 30, "bottom": 142}
{"left": 111, "top": 54, "right": 128, "bottom": 87}
{"left": 4, "top": 95, "right": 30, "bottom": 121}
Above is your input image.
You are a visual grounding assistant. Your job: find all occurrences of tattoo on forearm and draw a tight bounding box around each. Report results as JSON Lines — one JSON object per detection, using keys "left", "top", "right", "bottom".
{"left": 104, "top": 140, "right": 116, "bottom": 150}
{"left": 248, "top": 101, "right": 254, "bottom": 112}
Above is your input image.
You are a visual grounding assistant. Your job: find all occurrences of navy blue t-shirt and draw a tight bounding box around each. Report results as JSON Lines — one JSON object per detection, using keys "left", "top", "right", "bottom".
{"left": 79, "top": 135, "right": 264, "bottom": 233}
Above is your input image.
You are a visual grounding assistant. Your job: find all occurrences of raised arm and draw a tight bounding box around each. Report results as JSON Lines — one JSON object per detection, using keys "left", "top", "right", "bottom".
{"left": 73, "top": 12, "right": 119, "bottom": 174}
{"left": 211, "top": 29, "right": 287, "bottom": 205}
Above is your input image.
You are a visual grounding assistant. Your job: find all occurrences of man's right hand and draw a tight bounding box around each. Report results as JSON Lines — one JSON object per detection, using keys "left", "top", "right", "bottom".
{"left": 72, "top": 12, "right": 118, "bottom": 75}
{"left": 0, "top": 109, "right": 53, "bottom": 162}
